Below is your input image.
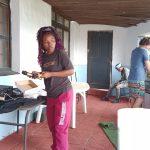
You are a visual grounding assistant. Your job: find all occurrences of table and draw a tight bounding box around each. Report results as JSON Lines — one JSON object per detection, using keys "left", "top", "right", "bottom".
{"left": 0, "top": 97, "right": 45, "bottom": 150}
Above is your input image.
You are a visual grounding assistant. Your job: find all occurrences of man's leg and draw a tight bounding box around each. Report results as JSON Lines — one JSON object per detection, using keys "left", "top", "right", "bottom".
{"left": 129, "top": 97, "right": 136, "bottom": 108}
{"left": 112, "top": 81, "right": 128, "bottom": 103}
{"left": 116, "top": 86, "right": 120, "bottom": 99}
{"left": 132, "top": 97, "right": 144, "bottom": 108}
{"left": 111, "top": 84, "right": 121, "bottom": 103}
{"left": 102, "top": 84, "right": 116, "bottom": 101}
{"left": 128, "top": 81, "right": 145, "bottom": 108}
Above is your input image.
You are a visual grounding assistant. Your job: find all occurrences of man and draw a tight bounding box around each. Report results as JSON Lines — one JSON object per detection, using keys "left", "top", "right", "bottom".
{"left": 128, "top": 37, "right": 150, "bottom": 108}
{"left": 102, "top": 63, "right": 129, "bottom": 103}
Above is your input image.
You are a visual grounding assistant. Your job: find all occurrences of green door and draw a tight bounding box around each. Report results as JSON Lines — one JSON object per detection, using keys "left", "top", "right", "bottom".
{"left": 87, "top": 31, "right": 113, "bottom": 89}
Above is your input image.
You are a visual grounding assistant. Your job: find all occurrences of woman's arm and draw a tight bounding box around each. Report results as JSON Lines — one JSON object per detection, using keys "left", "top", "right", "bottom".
{"left": 40, "top": 69, "right": 74, "bottom": 79}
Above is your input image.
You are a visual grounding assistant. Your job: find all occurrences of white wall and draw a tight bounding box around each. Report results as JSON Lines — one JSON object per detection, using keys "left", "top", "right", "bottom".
{"left": 125, "top": 21, "right": 150, "bottom": 66}
{"left": 10, "top": 0, "right": 20, "bottom": 71}
{"left": 70, "top": 21, "right": 150, "bottom": 82}
{"left": 70, "top": 22, "right": 129, "bottom": 66}
{"left": 70, "top": 22, "right": 130, "bottom": 82}
{"left": 0, "top": 0, "right": 52, "bottom": 140}
{"left": 8, "top": 0, "right": 150, "bottom": 84}
{"left": 70, "top": 21, "right": 80, "bottom": 64}
{"left": 11, "top": 0, "right": 52, "bottom": 73}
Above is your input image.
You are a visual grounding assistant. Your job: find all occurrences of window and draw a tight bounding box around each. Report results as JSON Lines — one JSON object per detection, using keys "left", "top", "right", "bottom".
{"left": 0, "top": 0, "right": 10, "bottom": 71}
{"left": 52, "top": 9, "right": 70, "bottom": 56}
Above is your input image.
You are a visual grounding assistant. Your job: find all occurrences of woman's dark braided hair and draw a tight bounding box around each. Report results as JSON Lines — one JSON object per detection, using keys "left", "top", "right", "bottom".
{"left": 37, "top": 26, "right": 64, "bottom": 66}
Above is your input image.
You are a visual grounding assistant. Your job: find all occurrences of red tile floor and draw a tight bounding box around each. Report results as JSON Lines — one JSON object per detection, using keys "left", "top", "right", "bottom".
{"left": 0, "top": 89, "right": 129, "bottom": 150}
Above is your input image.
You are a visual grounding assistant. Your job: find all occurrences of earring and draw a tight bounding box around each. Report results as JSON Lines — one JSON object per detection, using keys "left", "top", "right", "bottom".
{"left": 42, "top": 49, "right": 47, "bottom": 54}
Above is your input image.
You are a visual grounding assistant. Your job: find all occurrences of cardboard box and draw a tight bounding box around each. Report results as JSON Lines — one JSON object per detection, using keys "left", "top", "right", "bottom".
{"left": 15, "top": 80, "right": 47, "bottom": 98}
{"left": 15, "top": 80, "right": 38, "bottom": 93}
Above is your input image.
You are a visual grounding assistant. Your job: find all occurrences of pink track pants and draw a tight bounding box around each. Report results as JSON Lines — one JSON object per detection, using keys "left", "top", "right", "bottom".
{"left": 46, "top": 89, "right": 73, "bottom": 150}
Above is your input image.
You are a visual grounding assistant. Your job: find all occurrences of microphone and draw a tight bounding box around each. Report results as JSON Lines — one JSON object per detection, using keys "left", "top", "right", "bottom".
{"left": 22, "top": 71, "right": 41, "bottom": 79}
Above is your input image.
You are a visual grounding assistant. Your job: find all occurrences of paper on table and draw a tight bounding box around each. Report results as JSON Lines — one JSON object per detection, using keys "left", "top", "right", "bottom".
{"left": 24, "top": 87, "right": 47, "bottom": 98}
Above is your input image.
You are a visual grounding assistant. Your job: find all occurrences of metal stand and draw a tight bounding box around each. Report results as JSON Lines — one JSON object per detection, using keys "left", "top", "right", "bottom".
{"left": 0, "top": 97, "right": 45, "bottom": 150}
{"left": 0, "top": 109, "right": 31, "bottom": 150}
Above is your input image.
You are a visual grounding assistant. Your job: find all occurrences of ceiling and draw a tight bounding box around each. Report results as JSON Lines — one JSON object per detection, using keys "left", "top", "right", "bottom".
{"left": 43, "top": 0, "right": 150, "bottom": 27}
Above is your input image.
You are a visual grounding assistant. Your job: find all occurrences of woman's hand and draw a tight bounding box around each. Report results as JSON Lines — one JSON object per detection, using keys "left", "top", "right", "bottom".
{"left": 40, "top": 69, "right": 74, "bottom": 79}
{"left": 41, "top": 71, "right": 52, "bottom": 79}
{"left": 31, "top": 71, "right": 39, "bottom": 78}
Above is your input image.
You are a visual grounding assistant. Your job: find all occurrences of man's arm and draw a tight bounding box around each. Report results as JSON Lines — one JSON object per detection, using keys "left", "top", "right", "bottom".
{"left": 145, "top": 60, "right": 150, "bottom": 74}
{"left": 119, "top": 68, "right": 128, "bottom": 82}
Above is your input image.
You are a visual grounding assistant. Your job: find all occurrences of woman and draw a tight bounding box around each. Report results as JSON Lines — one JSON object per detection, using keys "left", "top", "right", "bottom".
{"left": 37, "top": 26, "right": 74, "bottom": 150}
{"left": 128, "top": 37, "right": 150, "bottom": 108}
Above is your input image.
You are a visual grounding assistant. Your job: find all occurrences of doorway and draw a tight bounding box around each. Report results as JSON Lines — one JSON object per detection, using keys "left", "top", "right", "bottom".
{"left": 87, "top": 31, "right": 113, "bottom": 89}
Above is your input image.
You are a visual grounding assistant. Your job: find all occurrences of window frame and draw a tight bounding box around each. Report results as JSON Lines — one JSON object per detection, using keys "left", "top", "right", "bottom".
{"left": 52, "top": 8, "right": 70, "bottom": 56}
{"left": 0, "top": 0, "right": 15, "bottom": 76}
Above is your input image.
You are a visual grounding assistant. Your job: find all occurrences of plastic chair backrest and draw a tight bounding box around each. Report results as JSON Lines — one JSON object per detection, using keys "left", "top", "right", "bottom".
{"left": 69, "top": 72, "right": 77, "bottom": 82}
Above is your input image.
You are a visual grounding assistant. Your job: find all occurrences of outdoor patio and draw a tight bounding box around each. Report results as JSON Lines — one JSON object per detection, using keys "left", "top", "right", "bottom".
{"left": 0, "top": 90, "right": 129, "bottom": 150}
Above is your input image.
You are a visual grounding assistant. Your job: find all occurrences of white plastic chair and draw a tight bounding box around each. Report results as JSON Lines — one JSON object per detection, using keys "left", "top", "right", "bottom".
{"left": 70, "top": 72, "right": 90, "bottom": 128}
{"left": 36, "top": 72, "right": 90, "bottom": 128}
